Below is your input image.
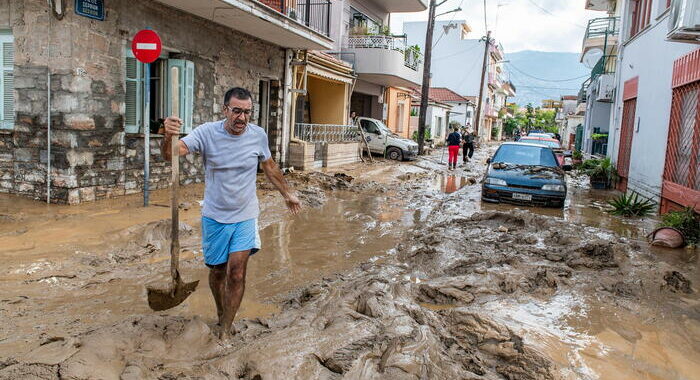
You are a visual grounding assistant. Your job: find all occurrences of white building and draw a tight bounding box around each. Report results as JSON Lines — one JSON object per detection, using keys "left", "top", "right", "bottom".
{"left": 591, "top": 0, "right": 699, "bottom": 212}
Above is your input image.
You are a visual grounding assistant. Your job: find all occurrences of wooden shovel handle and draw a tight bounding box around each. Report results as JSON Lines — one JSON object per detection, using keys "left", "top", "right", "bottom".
{"left": 170, "top": 134, "right": 180, "bottom": 283}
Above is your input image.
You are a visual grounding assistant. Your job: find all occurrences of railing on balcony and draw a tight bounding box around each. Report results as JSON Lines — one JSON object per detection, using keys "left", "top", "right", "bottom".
{"left": 257, "top": 0, "right": 331, "bottom": 36}
{"left": 578, "top": 78, "right": 591, "bottom": 104}
{"left": 294, "top": 123, "right": 360, "bottom": 143}
{"left": 591, "top": 55, "right": 617, "bottom": 81}
{"left": 347, "top": 35, "right": 424, "bottom": 71}
{"left": 582, "top": 17, "right": 620, "bottom": 48}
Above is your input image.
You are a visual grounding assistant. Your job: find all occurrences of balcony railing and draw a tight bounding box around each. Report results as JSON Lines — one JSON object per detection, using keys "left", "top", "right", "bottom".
{"left": 258, "top": 0, "right": 331, "bottom": 36}
{"left": 578, "top": 78, "right": 591, "bottom": 105}
{"left": 347, "top": 35, "right": 424, "bottom": 71}
{"left": 582, "top": 17, "right": 620, "bottom": 48}
{"left": 591, "top": 55, "right": 617, "bottom": 81}
{"left": 294, "top": 123, "right": 360, "bottom": 143}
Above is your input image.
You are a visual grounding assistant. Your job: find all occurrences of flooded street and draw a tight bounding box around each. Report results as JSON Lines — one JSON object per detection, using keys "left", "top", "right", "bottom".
{"left": 1, "top": 146, "right": 699, "bottom": 379}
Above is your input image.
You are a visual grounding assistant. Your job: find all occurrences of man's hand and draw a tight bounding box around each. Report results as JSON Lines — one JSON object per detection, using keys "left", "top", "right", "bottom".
{"left": 284, "top": 194, "right": 302, "bottom": 215}
{"left": 164, "top": 116, "right": 183, "bottom": 137}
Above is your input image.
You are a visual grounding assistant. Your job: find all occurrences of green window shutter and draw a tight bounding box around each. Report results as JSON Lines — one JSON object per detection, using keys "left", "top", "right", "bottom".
{"left": 124, "top": 52, "right": 143, "bottom": 133}
{"left": 184, "top": 61, "right": 194, "bottom": 134}
{"left": 166, "top": 59, "right": 195, "bottom": 133}
{"left": 0, "top": 34, "right": 13, "bottom": 130}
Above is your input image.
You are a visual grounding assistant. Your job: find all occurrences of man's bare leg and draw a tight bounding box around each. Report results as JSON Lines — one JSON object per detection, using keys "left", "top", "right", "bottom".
{"left": 208, "top": 266, "right": 226, "bottom": 325}
{"left": 219, "top": 250, "right": 250, "bottom": 339}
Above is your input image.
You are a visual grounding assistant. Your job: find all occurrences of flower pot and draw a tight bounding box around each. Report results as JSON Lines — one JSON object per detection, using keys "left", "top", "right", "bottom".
{"left": 647, "top": 227, "right": 686, "bottom": 248}
{"left": 590, "top": 177, "right": 610, "bottom": 189}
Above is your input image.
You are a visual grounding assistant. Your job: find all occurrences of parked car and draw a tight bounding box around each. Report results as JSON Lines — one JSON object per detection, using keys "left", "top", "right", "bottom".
{"left": 481, "top": 142, "right": 570, "bottom": 208}
{"left": 527, "top": 132, "right": 555, "bottom": 139}
{"left": 518, "top": 136, "right": 572, "bottom": 169}
{"left": 357, "top": 117, "right": 419, "bottom": 160}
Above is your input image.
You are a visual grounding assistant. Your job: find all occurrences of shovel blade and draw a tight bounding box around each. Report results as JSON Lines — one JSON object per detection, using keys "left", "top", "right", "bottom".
{"left": 146, "top": 278, "right": 199, "bottom": 311}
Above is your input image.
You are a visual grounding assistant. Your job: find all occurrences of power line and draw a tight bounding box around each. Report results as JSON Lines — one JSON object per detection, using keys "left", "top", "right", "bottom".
{"left": 517, "top": 85, "right": 580, "bottom": 90}
{"left": 506, "top": 62, "right": 590, "bottom": 82}
{"left": 433, "top": 0, "right": 466, "bottom": 48}
{"left": 433, "top": 42, "right": 481, "bottom": 61}
{"left": 525, "top": 0, "right": 587, "bottom": 28}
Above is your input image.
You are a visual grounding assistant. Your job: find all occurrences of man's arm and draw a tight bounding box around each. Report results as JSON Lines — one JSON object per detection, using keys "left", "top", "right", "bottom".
{"left": 260, "top": 158, "right": 302, "bottom": 215}
{"left": 161, "top": 116, "right": 190, "bottom": 161}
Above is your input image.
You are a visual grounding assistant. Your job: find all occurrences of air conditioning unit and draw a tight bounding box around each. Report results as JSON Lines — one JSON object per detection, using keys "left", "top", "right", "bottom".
{"left": 596, "top": 74, "right": 615, "bottom": 102}
{"left": 667, "top": 0, "right": 700, "bottom": 44}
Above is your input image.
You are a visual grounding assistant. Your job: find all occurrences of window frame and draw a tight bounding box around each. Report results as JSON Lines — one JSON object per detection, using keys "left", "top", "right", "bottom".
{"left": 629, "top": 0, "right": 653, "bottom": 38}
{"left": 124, "top": 46, "right": 195, "bottom": 135}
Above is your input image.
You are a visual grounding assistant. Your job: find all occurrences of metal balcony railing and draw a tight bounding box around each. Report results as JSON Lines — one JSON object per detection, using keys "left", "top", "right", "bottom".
{"left": 582, "top": 17, "right": 620, "bottom": 49}
{"left": 257, "top": 0, "right": 331, "bottom": 36}
{"left": 591, "top": 55, "right": 617, "bottom": 81}
{"left": 347, "top": 35, "right": 424, "bottom": 71}
{"left": 578, "top": 78, "right": 591, "bottom": 105}
{"left": 294, "top": 123, "right": 360, "bottom": 143}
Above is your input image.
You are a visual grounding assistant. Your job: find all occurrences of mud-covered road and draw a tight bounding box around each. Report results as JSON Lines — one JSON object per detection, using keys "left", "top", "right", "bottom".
{"left": 1, "top": 146, "right": 699, "bottom": 379}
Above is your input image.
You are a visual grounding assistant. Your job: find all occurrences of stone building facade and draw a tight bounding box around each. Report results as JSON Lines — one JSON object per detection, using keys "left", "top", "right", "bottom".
{"left": 0, "top": 0, "right": 289, "bottom": 204}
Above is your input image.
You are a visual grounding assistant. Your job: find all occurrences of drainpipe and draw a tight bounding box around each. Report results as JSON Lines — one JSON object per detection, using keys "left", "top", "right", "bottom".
{"left": 282, "top": 48, "right": 297, "bottom": 163}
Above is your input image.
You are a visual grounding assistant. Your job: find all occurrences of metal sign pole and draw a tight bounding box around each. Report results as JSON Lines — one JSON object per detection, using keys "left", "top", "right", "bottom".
{"left": 144, "top": 62, "right": 150, "bottom": 207}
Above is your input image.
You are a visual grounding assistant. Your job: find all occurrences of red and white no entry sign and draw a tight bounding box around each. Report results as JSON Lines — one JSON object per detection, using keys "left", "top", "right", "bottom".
{"left": 131, "top": 29, "right": 162, "bottom": 64}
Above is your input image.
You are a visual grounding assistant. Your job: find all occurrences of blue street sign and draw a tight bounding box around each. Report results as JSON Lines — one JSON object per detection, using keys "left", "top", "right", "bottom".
{"left": 75, "top": 0, "right": 105, "bottom": 21}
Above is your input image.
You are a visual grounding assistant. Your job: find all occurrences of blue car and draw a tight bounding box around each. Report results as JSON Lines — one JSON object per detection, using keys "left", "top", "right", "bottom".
{"left": 481, "top": 142, "right": 570, "bottom": 208}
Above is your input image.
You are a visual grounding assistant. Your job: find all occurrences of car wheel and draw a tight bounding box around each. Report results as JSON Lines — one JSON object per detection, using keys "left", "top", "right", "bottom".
{"left": 387, "top": 147, "right": 403, "bottom": 161}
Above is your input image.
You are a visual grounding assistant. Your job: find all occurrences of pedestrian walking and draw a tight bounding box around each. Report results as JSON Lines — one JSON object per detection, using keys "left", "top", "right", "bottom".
{"left": 462, "top": 128, "right": 475, "bottom": 164}
{"left": 161, "top": 87, "right": 302, "bottom": 340}
{"left": 446, "top": 126, "right": 462, "bottom": 170}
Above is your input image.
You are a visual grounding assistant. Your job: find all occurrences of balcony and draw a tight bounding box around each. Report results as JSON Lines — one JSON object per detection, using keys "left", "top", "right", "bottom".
{"left": 153, "top": 0, "right": 333, "bottom": 50}
{"left": 294, "top": 123, "right": 359, "bottom": 143}
{"left": 371, "top": 0, "right": 428, "bottom": 12}
{"left": 581, "top": 17, "right": 620, "bottom": 60}
{"left": 578, "top": 78, "right": 591, "bottom": 105}
{"left": 345, "top": 35, "right": 424, "bottom": 87}
{"left": 590, "top": 55, "right": 617, "bottom": 81}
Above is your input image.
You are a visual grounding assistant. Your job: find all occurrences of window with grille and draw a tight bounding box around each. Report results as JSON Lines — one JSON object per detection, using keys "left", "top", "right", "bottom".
{"left": 662, "top": 49, "right": 700, "bottom": 212}
{"left": 629, "top": 0, "right": 652, "bottom": 38}
{"left": 0, "top": 31, "right": 13, "bottom": 130}
{"left": 124, "top": 48, "right": 194, "bottom": 134}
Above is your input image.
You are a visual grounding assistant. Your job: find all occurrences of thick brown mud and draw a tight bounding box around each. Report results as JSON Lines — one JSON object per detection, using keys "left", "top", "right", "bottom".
{"left": 1, "top": 149, "right": 699, "bottom": 379}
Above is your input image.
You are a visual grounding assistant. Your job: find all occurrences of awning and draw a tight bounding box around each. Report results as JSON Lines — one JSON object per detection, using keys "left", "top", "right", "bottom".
{"left": 307, "top": 63, "right": 355, "bottom": 85}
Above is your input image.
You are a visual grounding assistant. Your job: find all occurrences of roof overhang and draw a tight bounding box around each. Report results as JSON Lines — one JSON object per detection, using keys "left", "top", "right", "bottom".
{"left": 153, "top": 0, "right": 334, "bottom": 50}
{"left": 371, "top": 0, "right": 428, "bottom": 13}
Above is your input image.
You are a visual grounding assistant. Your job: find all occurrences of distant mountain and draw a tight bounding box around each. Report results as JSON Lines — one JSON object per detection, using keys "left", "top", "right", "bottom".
{"left": 504, "top": 51, "right": 590, "bottom": 106}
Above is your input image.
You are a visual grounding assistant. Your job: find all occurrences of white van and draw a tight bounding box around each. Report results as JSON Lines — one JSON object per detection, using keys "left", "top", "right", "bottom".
{"left": 357, "top": 117, "right": 419, "bottom": 161}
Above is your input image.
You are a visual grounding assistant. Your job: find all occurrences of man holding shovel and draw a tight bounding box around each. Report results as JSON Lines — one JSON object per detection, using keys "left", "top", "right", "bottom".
{"left": 162, "top": 87, "right": 302, "bottom": 339}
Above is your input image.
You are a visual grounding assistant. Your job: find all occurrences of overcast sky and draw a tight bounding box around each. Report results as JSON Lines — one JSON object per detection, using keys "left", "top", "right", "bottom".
{"left": 390, "top": 0, "right": 605, "bottom": 53}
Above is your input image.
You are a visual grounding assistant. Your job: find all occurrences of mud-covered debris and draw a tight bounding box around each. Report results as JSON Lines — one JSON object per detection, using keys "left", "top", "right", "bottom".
{"left": 663, "top": 271, "right": 693, "bottom": 294}
{"left": 498, "top": 225, "right": 509, "bottom": 233}
{"left": 333, "top": 173, "right": 354, "bottom": 183}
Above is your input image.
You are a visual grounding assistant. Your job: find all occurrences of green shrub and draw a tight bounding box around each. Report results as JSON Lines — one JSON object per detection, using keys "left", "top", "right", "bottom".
{"left": 607, "top": 192, "right": 656, "bottom": 217}
{"left": 658, "top": 207, "right": 700, "bottom": 247}
{"left": 584, "top": 157, "right": 618, "bottom": 184}
{"left": 572, "top": 150, "right": 583, "bottom": 160}
{"left": 411, "top": 129, "right": 431, "bottom": 142}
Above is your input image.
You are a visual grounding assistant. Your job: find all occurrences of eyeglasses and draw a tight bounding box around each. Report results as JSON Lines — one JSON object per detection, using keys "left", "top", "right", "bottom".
{"left": 224, "top": 105, "right": 253, "bottom": 116}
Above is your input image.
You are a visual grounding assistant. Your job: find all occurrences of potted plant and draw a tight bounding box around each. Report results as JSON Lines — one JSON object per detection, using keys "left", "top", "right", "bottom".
{"left": 649, "top": 207, "right": 700, "bottom": 248}
{"left": 584, "top": 157, "right": 617, "bottom": 189}
{"left": 607, "top": 191, "right": 656, "bottom": 217}
{"left": 572, "top": 150, "right": 583, "bottom": 166}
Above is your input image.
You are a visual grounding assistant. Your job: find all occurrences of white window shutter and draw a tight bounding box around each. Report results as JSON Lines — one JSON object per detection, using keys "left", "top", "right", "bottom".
{"left": 1, "top": 36, "right": 14, "bottom": 130}
{"left": 124, "top": 54, "right": 143, "bottom": 133}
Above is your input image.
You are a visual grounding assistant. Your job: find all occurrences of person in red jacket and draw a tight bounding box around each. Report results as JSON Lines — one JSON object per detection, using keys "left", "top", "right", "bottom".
{"left": 445, "top": 126, "right": 462, "bottom": 170}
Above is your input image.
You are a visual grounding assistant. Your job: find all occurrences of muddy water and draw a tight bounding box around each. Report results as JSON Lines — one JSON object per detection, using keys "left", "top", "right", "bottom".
{"left": 172, "top": 193, "right": 410, "bottom": 321}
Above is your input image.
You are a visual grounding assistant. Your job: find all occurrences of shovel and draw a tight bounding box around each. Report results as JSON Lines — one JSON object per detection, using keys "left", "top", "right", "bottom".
{"left": 146, "top": 133, "right": 199, "bottom": 311}
{"left": 147, "top": 72, "right": 199, "bottom": 311}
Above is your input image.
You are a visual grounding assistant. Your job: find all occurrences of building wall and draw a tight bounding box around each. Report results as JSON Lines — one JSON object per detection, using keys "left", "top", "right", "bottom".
{"left": 583, "top": 98, "right": 612, "bottom": 153}
{"left": 307, "top": 75, "right": 348, "bottom": 125}
{"left": 384, "top": 87, "right": 410, "bottom": 138}
{"left": 608, "top": 1, "right": 697, "bottom": 201}
{"left": 430, "top": 105, "right": 449, "bottom": 139}
{"left": 0, "top": 0, "right": 286, "bottom": 203}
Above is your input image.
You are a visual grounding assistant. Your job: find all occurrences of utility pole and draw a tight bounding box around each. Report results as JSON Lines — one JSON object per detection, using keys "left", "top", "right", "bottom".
{"left": 474, "top": 30, "right": 491, "bottom": 139}
{"left": 417, "top": 0, "right": 437, "bottom": 155}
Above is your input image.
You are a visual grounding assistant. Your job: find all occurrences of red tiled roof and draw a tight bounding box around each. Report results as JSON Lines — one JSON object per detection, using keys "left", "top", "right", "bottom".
{"left": 428, "top": 87, "right": 471, "bottom": 103}
{"left": 561, "top": 95, "right": 578, "bottom": 100}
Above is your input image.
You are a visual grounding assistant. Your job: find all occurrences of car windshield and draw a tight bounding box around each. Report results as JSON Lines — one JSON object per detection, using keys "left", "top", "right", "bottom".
{"left": 492, "top": 144, "right": 559, "bottom": 167}
{"left": 520, "top": 138, "right": 561, "bottom": 149}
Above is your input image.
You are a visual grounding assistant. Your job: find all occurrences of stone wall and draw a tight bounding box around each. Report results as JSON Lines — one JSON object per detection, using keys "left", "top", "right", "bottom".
{"left": 0, "top": 0, "right": 286, "bottom": 204}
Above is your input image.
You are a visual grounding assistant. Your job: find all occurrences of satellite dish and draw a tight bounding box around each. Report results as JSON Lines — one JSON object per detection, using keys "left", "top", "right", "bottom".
{"left": 582, "top": 48, "right": 603, "bottom": 69}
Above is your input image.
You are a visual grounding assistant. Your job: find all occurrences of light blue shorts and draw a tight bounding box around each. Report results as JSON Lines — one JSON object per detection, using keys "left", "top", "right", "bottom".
{"left": 201, "top": 217, "right": 260, "bottom": 267}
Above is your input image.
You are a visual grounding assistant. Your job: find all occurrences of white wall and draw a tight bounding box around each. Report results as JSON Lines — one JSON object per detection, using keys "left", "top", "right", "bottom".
{"left": 608, "top": 0, "right": 698, "bottom": 201}
{"left": 430, "top": 105, "right": 449, "bottom": 138}
{"left": 403, "top": 20, "right": 484, "bottom": 97}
